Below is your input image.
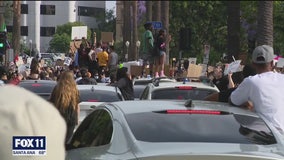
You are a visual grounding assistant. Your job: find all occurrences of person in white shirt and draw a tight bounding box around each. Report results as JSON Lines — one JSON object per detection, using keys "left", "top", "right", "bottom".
{"left": 229, "top": 45, "right": 284, "bottom": 132}
{"left": 108, "top": 45, "right": 118, "bottom": 83}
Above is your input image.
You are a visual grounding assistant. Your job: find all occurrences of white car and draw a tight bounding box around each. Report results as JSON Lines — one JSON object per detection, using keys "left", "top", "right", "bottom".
{"left": 77, "top": 85, "right": 124, "bottom": 123}
{"left": 140, "top": 80, "right": 219, "bottom": 100}
{"left": 133, "top": 77, "right": 177, "bottom": 100}
{"left": 66, "top": 100, "right": 284, "bottom": 160}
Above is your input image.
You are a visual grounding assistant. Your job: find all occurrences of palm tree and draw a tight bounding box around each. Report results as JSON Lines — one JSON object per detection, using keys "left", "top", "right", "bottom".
{"left": 153, "top": 1, "right": 161, "bottom": 23}
{"left": 256, "top": 1, "right": 273, "bottom": 46}
{"left": 132, "top": 1, "right": 138, "bottom": 61}
{"left": 12, "top": 0, "right": 21, "bottom": 57}
{"left": 161, "top": 1, "right": 169, "bottom": 64}
{"left": 146, "top": 1, "right": 152, "bottom": 22}
{"left": 227, "top": 1, "right": 240, "bottom": 63}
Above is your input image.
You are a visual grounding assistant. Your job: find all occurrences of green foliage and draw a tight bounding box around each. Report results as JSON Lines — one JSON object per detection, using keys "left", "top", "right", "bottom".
{"left": 49, "top": 33, "right": 70, "bottom": 53}
{"left": 3, "top": 1, "right": 13, "bottom": 24}
{"left": 273, "top": 1, "right": 284, "bottom": 55}
{"left": 48, "top": 22, "right": 92, "bottom": 53}
{"left": 55, "top": 21, "right": 91, "bottom": 40}
{"left": 96, "top": 8, "right": 116, "bottom": 40}
{"left": 169, "top": 1, "right": 227, "bottom": 65}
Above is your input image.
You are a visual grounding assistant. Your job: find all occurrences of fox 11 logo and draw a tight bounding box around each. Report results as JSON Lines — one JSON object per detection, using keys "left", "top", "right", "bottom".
{"left": 12, "top": 136, "right": 46, "bottom": 156}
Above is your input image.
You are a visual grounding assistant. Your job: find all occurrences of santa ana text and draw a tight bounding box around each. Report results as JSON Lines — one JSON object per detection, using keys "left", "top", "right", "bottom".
{"left": 12, "top": 150, "right": 46, "bottom": 156}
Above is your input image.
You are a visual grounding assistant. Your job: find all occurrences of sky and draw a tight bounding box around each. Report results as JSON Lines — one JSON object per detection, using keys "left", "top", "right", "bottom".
{"left": 106, "top": 1, "right": 116, "bottom": 17}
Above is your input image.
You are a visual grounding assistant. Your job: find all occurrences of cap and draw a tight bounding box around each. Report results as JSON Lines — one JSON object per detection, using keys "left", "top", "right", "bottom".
{"left": 252, "top": 45, "right": 274, "bottom": 64}
{"left": 0, "top": 85, "right": 66, "bottom": 160}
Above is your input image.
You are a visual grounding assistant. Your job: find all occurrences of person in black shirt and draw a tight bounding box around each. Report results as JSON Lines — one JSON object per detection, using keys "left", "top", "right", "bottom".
{"left": 111, "top": 67, "right": 134, "bottom": 100}
{"left": 76, "top": 67, "right": 97, "bottom": 85}
{"left": 212, "top": 64, "right": 229, "bottom": 92}
{"left": 205, "top": 64, "right": 256, "bottom": 103}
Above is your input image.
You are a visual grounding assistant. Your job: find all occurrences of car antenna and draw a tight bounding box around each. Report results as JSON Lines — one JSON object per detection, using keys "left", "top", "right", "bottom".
{"left": 184, "top": 99, "right": 193, "bottom": 107}
{"left": 91, "top": 86, "right": 95, "bottom": 92}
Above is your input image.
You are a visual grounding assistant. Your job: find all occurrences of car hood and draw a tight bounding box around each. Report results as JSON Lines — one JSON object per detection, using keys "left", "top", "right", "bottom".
{"left": 134, "top": 142, "right": 284, "bottom": 160}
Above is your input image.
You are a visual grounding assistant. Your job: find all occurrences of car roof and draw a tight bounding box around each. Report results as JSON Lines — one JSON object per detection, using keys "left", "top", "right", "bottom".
{"left": 149, "top": 81, "right": 219, "bottom": 92}
{"left": 133, "top": 77, "right": 177, "bottom": 85}
{"left": 108, "top": 100, "right": 257, "bottom": 116}
{"left": 19, "top": 80, "right": 57, "bottom": 84}
{"left": 77, "top": 84, "right": 119, "bottom": 92}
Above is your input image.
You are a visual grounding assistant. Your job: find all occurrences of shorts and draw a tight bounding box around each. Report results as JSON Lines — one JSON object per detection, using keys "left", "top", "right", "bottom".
{"left": 159, "top": 50, "right": 166, "bottom": 56}
{"left": 140, "top": 53, "right": 154, "bottom": 66}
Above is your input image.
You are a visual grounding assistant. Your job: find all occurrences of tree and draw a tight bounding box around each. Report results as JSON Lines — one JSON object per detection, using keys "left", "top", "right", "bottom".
{"left": 169, "top": 1, "right": 227, "bottom": 65}
{"left": 49, "top": 33, "right": 70, "bottom": 53}
{"left": 146, "top": 1, "right": 152, "bottom": 22}
{"left": 12, "top": 0, "right": 21, "bottom": 56}
{"left": 131, "top": 1, "right": 138, "bottom": 61}
{"left": 161, "top": 1, "right": 170, "bottom": 64}
{"left": 48, "top": 22, "right": 91, "bottom": 53}
{"left": 227, "top": 1, "right": 240, "bottom": 63}
{"left": 256, "top": 1, "right": 273, "bottom": 46}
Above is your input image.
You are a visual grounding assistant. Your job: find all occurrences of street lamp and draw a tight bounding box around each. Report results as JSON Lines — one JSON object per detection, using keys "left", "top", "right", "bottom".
{"left": 125, "top": 41, "right": 130, "bottom": 62}
{"left": 136, "top": 40, "right": 140, "bottom": 60}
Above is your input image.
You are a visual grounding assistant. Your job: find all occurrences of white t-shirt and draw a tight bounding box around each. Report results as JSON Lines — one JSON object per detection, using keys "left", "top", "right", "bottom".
{"left": 230, "top": 71, "right": 284, "bottom": 131}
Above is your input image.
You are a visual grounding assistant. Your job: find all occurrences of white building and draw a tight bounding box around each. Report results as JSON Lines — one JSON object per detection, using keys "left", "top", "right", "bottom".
{"left": 6, "top": 1, "right": 105, "bottom": 53}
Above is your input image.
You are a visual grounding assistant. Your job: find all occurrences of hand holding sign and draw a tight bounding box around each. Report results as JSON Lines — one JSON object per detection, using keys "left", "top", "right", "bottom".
{"left": 224, "top": 60, "right": 242, "bottom": 75}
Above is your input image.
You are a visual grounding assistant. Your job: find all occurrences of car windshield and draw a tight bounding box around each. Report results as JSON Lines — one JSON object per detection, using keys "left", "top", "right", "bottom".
{"left": 134, "top": 85, "right": 146, "bottom": 98}
{"left": 126, "top": 111, "right": 276, "bottom": 145}
{"left": 152, "top": 88, "right": 217, "bottom": 100}
{"left": 19, "top": 82, "right": 56, "bottom": 94}
{"left": 79, "top": 90, "right": 121, "bottom": 102}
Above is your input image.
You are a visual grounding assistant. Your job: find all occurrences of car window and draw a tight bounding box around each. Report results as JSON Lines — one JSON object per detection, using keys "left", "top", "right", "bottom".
{"left": 18, "top": 82, "right": 56, "bottom": 94}
{"left": 151, "top": 88, "right": 217, "bottom": 100}
{"left": 133, "top": 85, "right": 146, "bottom": 99}
{"left": 67, "top": 109, "right": 113, "bottom": 149}
{"left": 126, "top": 111, "right": 276, "bottom": 145}
{"left": 79, "top": 90, "right": 121, "bottom": 102}
{"left": 140, "top": 86, "right": 150, "bottom": 100}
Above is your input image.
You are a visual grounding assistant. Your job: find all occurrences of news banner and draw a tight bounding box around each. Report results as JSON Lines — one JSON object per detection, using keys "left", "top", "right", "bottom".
{"left": 12, "top": 136, "right": 46, "bottom": 156}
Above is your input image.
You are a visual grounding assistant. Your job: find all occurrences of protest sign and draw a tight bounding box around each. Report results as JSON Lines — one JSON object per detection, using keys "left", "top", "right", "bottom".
{"left": 223, "top": 60, "right": 242, "bottom": 75}
{"left": 71, "top": 26, "right": 87, "bottom": 40}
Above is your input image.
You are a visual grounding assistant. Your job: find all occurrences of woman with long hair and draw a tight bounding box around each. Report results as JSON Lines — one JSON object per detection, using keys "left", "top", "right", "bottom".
{"left": 49, "top": 70, "right": 80, "bottom": 144}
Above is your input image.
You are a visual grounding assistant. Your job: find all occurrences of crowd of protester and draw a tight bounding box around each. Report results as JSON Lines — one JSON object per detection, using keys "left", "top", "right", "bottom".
{"left": 0, "top": 39, "right": 120, "bottom": 85}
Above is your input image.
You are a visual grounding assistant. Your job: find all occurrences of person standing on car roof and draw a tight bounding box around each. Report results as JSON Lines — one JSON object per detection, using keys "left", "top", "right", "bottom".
{"left": 229, "top": 45, "right": 284, "bottom": 132}
{"left": 140, "top": 22, "right": 155, "bottom": 78}
{"left": 49, "top": 70, "right": 80, "bottom": 144}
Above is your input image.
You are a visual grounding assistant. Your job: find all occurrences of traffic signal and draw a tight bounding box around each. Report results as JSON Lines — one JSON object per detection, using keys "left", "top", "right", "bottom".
{"left": 0, "top": 32, "right": 7, "bottom": 55}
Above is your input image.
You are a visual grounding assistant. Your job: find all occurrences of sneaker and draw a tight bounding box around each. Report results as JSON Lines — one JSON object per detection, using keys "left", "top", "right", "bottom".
{"left": 155, "top": 72, "right": 159, "bottom": 78}
{"left": 160, "top": 71, "right": 166, "bottom": 77}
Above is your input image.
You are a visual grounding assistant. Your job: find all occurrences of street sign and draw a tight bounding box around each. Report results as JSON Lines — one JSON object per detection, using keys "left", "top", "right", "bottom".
{"left": 151, "top": 21, "right": 163, "bottom": 29}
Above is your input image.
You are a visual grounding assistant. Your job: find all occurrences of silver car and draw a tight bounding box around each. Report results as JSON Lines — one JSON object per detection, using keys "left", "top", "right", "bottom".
{"left": 66, "top": 100, "right": 284, "bottom": 160}
{"left": 77, "top": 85, "right": 124, "bottom": 123}
{"left": 140, "top": 81, "right": 219, "bottom": 100}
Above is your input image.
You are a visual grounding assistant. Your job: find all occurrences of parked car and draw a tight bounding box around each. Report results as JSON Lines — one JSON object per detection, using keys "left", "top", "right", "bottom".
{"left": 18, "top": 80, "right": 56, "bottom": 100}
{"left": 66, "top": 100, "right": 284, "bottom": 160}
{"left": 133, "top": 77, "right": 177, "bottom": 100}
{"left": 77, "top": 85, "right": 124, "bottom": 123}
{"left": 139, "top": 81, "right": 219, "bottom": 100}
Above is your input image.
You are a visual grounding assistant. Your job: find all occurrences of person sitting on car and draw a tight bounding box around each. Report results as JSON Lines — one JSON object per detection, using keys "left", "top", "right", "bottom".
{"left": 76, "top": 67, "right": 97, "bottom": 85}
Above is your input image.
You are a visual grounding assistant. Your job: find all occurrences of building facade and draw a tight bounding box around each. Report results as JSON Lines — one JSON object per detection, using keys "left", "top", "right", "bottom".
{"left": 6, "top": 1, "right": 105, "bottom": 53}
